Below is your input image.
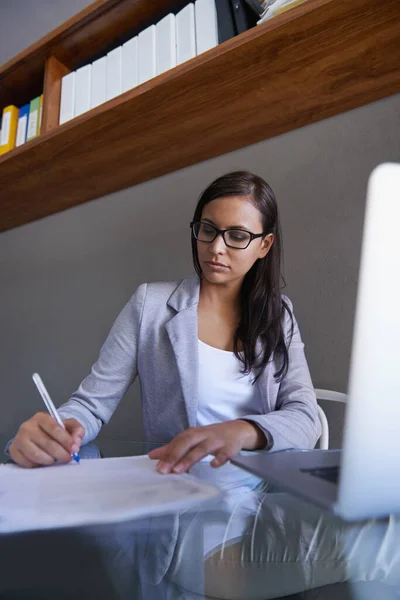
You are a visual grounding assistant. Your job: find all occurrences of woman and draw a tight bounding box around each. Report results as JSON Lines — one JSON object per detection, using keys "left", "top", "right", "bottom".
{"left": 8, "top": 170, "right": 320, "bottom": 472}
{"left": 8, "top": 172, "right": 400, "bottom": 600}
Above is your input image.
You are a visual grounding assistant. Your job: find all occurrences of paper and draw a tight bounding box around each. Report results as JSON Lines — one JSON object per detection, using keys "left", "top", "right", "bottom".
{"left": 0, "top": 456, "right": 221, "bottom": 533}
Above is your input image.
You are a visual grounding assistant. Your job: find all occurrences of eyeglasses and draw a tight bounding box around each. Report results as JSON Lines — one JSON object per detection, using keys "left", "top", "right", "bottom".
{"left": 190, "top": 221, "right": 265, "bottom": 250}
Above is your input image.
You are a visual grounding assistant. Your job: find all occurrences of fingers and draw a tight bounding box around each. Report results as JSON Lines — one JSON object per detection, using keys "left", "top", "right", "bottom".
{"left": 210, "top": 451, "right": 230, "bottom": 468}
{"left": 150, "top": 423, "right": 246, "bottom": 475}
{"left": 9, "top": 412, "right": 80, "bottom": 468}
{"left": 17, "top": 438, "right": 59, "bottom": 466}
{"left": 170, "top": 441, "right": 220, "bottom": 473}
{"left": 9, "top": 436, "right": 57, "bottom": 468}
{"left": 148, "top": 446, "right": 164, "bottom": 459}
{"left": 37, "top": 413, "right": 75, "bottom": 453}
{"left": 10, "top": 447, "right": 39, "bottom": 469}
{"left": 149, "top": 428, "right": 206, "bottom": 474}
{"left": 11, "top": 430, "right": 72, "bottom": 467}
{"left": 63, "top": 419, "right": 85, "bottom": 449}
{"left": 149, "top": 428, "right": 228, "bottom": 474}
{"left": 32, "top": 430, "right": 73, "bottom": 463}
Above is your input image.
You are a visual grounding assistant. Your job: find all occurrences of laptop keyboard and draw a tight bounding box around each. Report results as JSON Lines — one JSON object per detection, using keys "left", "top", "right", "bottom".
{"left": 301, "top": 466, "right": 340, "bottom": 484}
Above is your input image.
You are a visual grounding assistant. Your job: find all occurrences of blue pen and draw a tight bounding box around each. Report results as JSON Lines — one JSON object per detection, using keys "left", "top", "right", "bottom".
{"left": 32, "top": 373, "right": 80, "bottom": 464}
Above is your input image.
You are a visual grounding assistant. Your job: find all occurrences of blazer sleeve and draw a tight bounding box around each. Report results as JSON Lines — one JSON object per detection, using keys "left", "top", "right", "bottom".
{"left": 242, "top": 299, "right": 321, "bottom": 452}
{"left": 57, "top": 283, "right": 147, "bottom": 444}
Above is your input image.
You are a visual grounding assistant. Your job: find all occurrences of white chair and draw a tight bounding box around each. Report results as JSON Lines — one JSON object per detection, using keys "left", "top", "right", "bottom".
{"left": 315, "top": 389, "right": 347, "bottom": 450}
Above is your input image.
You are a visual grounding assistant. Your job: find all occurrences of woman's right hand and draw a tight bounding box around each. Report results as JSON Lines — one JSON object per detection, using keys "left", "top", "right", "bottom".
{"left": 8, "top": 413, "right": 85, "bottom": 468}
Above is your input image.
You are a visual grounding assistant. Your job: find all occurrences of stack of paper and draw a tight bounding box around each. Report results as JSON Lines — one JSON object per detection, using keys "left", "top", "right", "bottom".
{"left": 0, "top": 456, "right": 221, "bottom": 533}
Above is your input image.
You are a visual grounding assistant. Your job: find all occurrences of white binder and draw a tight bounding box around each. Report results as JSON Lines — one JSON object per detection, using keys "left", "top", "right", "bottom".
{"left": 91, "top": 56, "right": 107, "bottom": 109}
{"left": 74, "top": 64, "right": 91, "bottom": 117}
{"left": 106, "top": 46, "right": 122, "bottom": 101}
{"left": 138, "top": 25, "right": 157, "bottom": 84}
{"left": 156, "top": 14, "right": 177, "bottom": 75}
{"left": 59, "top": 72, "right": 76, "bottom": 124}
{"left": 195, "top": 0, "right": 218, "bottom": 55}
{"left": 176, "top": 4, "right": 197, "bottom": 65}
{"left": 122, "top": 36, "right": 139, "bottom": 93}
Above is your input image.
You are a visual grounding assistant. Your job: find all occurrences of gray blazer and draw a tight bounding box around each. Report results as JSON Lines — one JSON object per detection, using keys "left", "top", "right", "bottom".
{"left": 58, "top": 274, "right": 321, "bottom": 450}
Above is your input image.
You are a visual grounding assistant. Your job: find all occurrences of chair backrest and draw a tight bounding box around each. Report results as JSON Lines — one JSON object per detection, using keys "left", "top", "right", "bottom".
{"left": 315, "top": 389, "right": 347, "bottom": 404}
{"left": 315, "top": 389, "right": 347, "bottom": 450}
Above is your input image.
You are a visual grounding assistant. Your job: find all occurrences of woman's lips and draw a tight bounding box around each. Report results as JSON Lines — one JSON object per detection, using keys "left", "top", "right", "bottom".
{"left": 204, "top": 261, "right": 229, "bottom": 270}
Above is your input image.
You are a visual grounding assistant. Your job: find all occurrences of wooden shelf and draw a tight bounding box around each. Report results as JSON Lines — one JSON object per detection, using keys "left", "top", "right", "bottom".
{"left": 0, "top": 0, "right": 399, "bottom": 232}
{"left": 0, "top": 0, "right": 187, "bottom": 110}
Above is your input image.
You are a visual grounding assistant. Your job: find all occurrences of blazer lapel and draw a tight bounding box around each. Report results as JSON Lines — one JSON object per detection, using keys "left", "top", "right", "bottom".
{"left": 165, "top": 274, "right": 200, "bottom": 428}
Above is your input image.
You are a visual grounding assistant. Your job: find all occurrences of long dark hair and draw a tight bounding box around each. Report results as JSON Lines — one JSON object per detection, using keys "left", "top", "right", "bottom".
{"left": 191, "top": 171, "right": 293, "bottom": 383}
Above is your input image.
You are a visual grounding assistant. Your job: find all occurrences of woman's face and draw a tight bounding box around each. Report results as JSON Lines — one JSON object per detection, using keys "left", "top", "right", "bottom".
{"left": 197, "top": 196, "right": 274, "bottom": 286}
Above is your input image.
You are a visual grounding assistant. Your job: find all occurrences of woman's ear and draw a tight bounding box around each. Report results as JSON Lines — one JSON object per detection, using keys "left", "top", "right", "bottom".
{"left": 258, "top": 233, "right": 274, "bottom": 259}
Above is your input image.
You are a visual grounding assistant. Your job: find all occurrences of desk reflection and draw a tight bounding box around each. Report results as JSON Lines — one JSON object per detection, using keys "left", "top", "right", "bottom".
{"left": 1, "top": 441, "right": 400, "bottom": 600}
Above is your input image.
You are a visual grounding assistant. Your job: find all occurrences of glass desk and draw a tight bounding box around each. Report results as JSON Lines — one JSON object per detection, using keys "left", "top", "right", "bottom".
{"left": 1, "top": 439, "right": 399, "bottom": 600}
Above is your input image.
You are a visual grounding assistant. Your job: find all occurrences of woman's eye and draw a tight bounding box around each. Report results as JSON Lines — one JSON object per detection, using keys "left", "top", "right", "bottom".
{"left": 202, "top": 227, "right": 215, "bottom": 235}
{"left": 229, "top": 231, "right": 247, "bottom": 241}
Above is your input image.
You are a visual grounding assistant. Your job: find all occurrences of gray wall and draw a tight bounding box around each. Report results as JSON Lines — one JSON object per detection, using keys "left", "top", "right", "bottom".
{"left": 1, "top": 1, "right": 399, "bottom": 447}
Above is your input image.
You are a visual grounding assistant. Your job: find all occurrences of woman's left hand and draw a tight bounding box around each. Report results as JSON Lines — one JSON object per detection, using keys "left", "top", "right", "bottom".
{"left": 148, "top": 420, "right": 266, "bottom": 474}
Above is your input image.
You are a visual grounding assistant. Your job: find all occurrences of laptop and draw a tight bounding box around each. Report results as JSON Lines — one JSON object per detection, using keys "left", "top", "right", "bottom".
{"left": 232, "top": 163, "right": 400, "bottom": 521}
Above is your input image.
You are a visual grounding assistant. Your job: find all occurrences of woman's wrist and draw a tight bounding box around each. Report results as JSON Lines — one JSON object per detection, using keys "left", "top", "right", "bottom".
{"left": 235, "top": 419, "right": 267, "bottom": 450}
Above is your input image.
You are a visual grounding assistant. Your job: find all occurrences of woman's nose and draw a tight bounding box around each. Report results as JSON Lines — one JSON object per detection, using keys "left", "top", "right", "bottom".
{"left": 209, "top": 233, "right": 226, "bottom": 253}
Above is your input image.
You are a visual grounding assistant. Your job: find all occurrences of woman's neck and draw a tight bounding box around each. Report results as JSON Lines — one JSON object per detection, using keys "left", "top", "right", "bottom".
{"left": 199, "top": 278, "right": 241, "bottom": 315}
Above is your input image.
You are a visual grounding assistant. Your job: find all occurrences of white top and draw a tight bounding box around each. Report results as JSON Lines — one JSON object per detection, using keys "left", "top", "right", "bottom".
{"left": 196, "top": 339, "right": 263, "bottom": 427}
{"left": 196, "top": 339, "right": 264, "bottom": 502}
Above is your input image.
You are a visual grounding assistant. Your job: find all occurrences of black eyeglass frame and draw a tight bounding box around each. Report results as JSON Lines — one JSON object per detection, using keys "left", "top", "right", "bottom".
{"left": 190, "top": 221, "right": 265, "bottom": 250}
